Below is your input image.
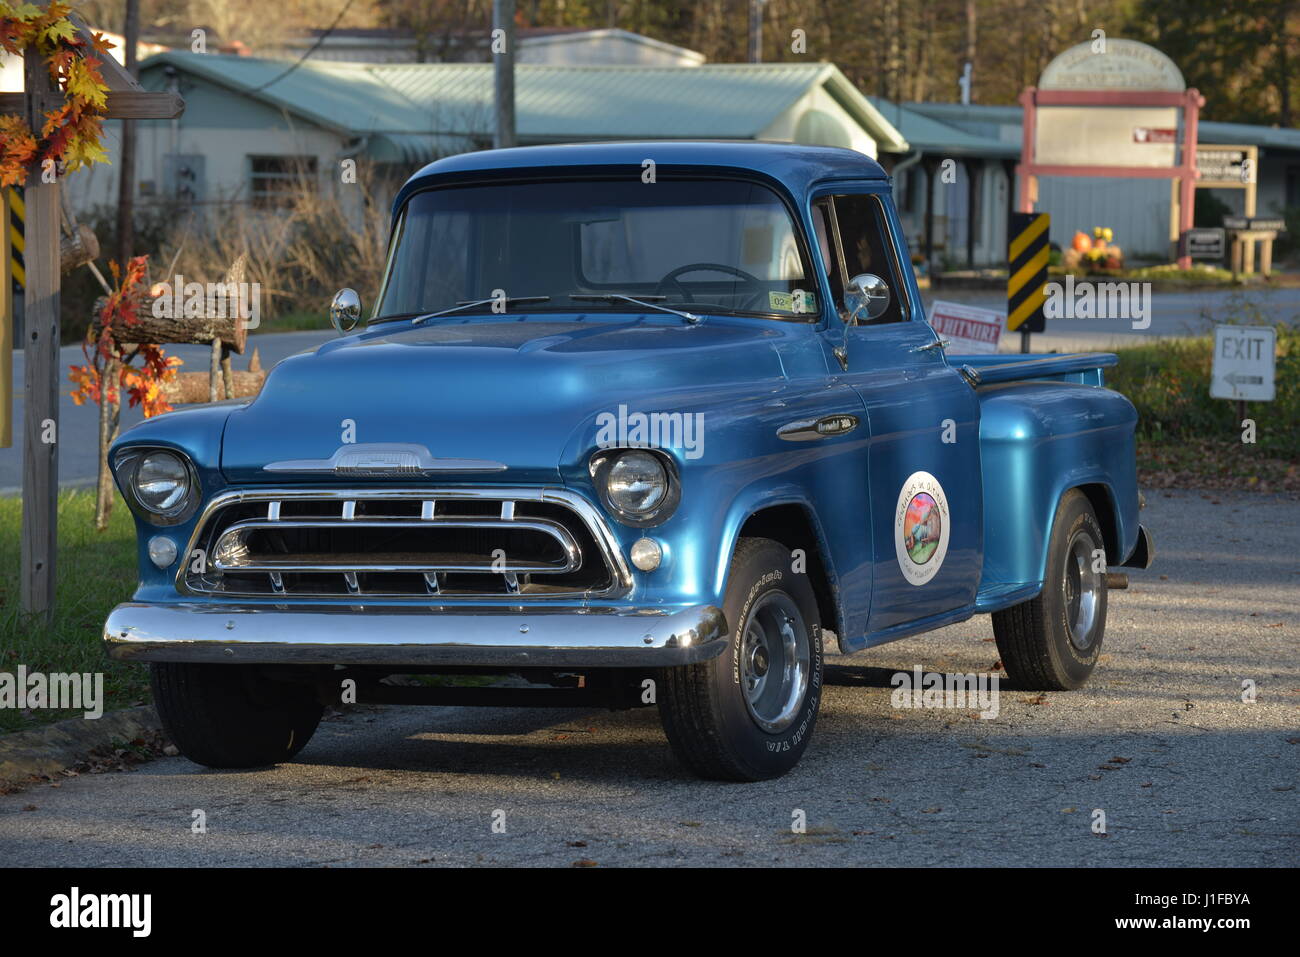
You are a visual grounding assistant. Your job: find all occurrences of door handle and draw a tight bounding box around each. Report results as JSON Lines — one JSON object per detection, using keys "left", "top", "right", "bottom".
{"left": 910, "top": 338, "right": 951, "bottom": 353}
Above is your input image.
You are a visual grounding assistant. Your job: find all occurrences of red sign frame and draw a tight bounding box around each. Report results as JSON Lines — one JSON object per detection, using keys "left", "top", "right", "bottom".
{"left": 1016, "top": 87, "right": 1206, "bottom": 268}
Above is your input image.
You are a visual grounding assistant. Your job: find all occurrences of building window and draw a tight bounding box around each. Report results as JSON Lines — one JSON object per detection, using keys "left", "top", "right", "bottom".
{"left": 248, "top": 156, "right": 317, "bottom": 208}
{"left": 1286, "top": 166, "right": 1300, "bottom": 209}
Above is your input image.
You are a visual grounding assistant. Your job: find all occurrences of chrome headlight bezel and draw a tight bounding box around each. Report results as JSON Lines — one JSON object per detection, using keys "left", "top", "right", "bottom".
{"left": 112, "top": 447, "right": 202, "bottom": 526}
{"left": 589, "top": 448, "right": 680, "bottom": 528}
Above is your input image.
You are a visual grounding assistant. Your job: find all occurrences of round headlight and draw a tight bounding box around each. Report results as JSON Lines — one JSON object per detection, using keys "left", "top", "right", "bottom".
{"left": 134, "top": 451, "right": 190, "bottom": 513}
{"left": 606, "top": 451, "right": 667, "bottom": 515}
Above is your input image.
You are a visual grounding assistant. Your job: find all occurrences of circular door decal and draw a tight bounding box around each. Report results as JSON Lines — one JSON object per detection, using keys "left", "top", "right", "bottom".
{"left": 894, "top": 471, "right": 951, "bottom": 586}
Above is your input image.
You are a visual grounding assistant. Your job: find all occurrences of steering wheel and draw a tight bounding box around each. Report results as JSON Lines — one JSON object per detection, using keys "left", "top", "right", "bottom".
{"left": 654, "top": 262, "right": 765, "bottom": 307}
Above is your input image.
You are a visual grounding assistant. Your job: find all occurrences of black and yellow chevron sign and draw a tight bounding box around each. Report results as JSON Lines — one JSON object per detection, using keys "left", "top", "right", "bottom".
{"left": 6, "top": 187, "right": 23, "bottom": 293}
{"left": 1007, "top": 211, "right": 1048, "bottom": 333}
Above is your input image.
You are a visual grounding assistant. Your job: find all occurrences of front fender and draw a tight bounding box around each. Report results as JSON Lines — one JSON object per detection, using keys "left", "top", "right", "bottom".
{"left": 557, "top": 379, "right": 867, "bottom": 637}
{"left": 110, "top": 402, "right": 241, "bottom": 597}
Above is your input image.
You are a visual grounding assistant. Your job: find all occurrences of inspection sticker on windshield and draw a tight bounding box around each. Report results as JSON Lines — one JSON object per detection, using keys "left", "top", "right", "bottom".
{"left": 770, "top": 289, "right": 816, "bottom": 314}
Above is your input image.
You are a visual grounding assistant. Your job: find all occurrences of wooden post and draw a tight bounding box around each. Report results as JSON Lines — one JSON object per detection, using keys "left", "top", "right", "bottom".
{"left": 1, "top": 188, "right": 11, "bottom": 449}
{"left": 93, "top": 356, "right": 118, "bottom": 531}
{"left": 220, "top": 344, "right": 234, "bottom": 399}
{"left": 20, "top": 51, "right": 61, "bottom": 619}
{"left": 16, "top": 10, "right": 184, "bottom": 618}
{"left": 209, "top": 338, "right": 221, "bottom": 403}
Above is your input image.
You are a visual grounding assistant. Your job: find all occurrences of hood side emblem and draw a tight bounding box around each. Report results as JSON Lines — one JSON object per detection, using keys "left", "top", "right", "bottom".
{"left": 265, "top": 443, "right": 508, "bottom": 475}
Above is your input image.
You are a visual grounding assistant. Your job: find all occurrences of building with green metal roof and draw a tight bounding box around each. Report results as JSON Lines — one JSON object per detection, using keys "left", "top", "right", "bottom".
{"left": 66, "top": 51, "right": 909, "bottom": 223}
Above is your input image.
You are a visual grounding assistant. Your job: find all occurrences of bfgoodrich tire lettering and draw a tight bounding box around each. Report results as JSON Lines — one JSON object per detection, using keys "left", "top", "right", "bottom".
{"left": 151, "top": 662, "right": 323, "bottom": 769}
{"left": 659, "top": 537, "right": 823, "bottom": 781}
{"left": 992, "top": 489, "right": 1108, "bottom": 691}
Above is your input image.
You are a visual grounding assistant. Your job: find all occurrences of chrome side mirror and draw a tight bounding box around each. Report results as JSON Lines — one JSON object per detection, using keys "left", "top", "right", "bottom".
{"left": 843, "top": 273, "right": 891, "bottom": 323}
{"left": 833, "top": 273, "right": 892, "bottom": 371}
{"left": 329, "top": 288, "right": 361, "bottom": 334}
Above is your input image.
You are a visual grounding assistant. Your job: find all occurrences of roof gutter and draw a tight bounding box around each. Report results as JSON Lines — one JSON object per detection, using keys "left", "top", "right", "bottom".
{"left": 892, "top": 148, "right": 923, "bottom": 180}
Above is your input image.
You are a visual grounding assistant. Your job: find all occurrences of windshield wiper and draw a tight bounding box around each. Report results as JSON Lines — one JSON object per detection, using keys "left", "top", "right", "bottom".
{"left": 411, "top": 295, "right": 552, "bottom": 326}
{"left": 571, "top": 293, "right": 701, "bottom": 325}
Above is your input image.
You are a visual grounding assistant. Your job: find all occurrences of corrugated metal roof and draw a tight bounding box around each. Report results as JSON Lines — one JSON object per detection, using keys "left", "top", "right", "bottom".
{"left": 140, "top": 52, "right": 907, "bottom": 157}
{"left": 868, "top": 98, "right": 1018, "bottom": 157}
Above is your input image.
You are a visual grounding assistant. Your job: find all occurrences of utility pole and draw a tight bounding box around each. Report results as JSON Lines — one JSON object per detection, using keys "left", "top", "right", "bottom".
{"left": 962, "top": 0, "right": 976, "bottom": 104}
{"left": 748, "top": 0, "right": 767, "bottom": 63}
{"left": 115, "top": 0, "right": 139, "bottom": 270}
{"left": 493, "top": 0, "right": 516, "bottom": 149}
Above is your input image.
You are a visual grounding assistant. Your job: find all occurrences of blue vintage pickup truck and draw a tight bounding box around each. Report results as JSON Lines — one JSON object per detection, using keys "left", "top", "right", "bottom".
{"left": 104, "top": 142, "right": 1152, "bottom": 781}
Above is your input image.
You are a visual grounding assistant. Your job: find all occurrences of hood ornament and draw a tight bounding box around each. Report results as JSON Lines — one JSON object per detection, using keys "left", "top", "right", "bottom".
{"left": 264, "top": 443, "right": 507, "bottom": 476}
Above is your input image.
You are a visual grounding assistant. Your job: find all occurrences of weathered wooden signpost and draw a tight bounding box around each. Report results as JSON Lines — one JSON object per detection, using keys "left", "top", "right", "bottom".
{"left": 0, "top": 12, "right": 182, "bottom": 620}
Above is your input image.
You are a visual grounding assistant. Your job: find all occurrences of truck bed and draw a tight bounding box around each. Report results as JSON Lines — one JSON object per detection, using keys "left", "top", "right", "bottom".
{"left": 955, "top": 352, "right": 1118, "bottom": 387}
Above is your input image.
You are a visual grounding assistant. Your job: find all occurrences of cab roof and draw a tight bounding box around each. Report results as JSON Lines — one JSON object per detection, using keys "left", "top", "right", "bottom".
{"left": 392, "top": 141, "right": 889, "bottom": 215}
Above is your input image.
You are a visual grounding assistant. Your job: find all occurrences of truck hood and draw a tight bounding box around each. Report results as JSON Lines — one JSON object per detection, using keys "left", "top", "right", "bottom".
{"left": 220, "top": 315, "right": 793, "bottom": 483}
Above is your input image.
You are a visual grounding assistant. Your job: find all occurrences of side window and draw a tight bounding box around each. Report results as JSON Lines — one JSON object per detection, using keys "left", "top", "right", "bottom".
{"left": 830, "top": 193, "right": 907, "bottom": 325}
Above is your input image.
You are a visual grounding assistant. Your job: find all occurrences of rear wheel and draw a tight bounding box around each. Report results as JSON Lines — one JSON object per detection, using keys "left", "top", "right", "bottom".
{"left": 993, "top": 489, "right": 1108, "bottom": 690}
{"left": 151, "top": 662, "right": 323, "bottom": 769}
{"left": 659, "top": 537, "right": 823, "bottom": 781}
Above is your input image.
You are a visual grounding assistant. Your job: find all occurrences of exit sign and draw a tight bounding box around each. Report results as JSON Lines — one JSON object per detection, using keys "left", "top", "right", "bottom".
{"left": 1211, "top": 325, "right": 1276, "bottom": 401}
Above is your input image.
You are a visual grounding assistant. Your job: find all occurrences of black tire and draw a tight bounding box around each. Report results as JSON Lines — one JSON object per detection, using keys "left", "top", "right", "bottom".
{"left": 151, "top": 662, "right": 323, "bottom": 769}
{"left": 993, "top": 489, "right": 1108, "bottom": 691}
{"left": 659, "top": 537, "right": 823, "bottom": 781}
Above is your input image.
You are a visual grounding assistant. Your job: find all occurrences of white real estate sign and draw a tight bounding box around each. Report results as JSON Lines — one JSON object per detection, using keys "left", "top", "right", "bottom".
{"left": 928, "top": 300, "right": 1003, "bottom": 353}
{"left": 1211, "top": 325, "right": 1276, "bottom": 401}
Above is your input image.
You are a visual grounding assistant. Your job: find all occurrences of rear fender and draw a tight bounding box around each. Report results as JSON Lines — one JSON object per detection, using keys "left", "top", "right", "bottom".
{"left": 977, "top": 380, "right": 1140, "bottom": 595}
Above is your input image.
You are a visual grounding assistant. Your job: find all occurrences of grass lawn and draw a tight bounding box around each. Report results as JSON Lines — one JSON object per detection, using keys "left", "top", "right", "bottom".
{"left": 0, "top": 491, "right": 148, "bottom": 733}
{"left": 1107, "top": 329, "right": 1299, "bottom": 492}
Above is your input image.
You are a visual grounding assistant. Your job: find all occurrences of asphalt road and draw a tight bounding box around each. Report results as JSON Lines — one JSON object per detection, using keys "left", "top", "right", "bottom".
{"left": 1, "top": 489, "right": 1296, "bottom": 867}
{"left": 2, "top": 284, "right": 1299, "bottom": 491}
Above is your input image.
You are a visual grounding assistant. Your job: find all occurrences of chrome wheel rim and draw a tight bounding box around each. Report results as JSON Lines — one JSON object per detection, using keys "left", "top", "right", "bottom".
{"left": 1063, "top": 529, "right": 1103, "bottom": 650}
{"left": 739, "top": 592, "right": 810, "bottom": 733}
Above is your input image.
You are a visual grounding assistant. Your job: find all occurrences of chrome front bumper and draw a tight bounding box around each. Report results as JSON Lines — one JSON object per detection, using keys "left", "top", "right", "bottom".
{"left": 103, "top": 602, "right": 729, "bottom": 668}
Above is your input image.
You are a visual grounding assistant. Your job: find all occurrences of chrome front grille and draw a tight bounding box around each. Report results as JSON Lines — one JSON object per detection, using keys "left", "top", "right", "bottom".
{"left": 180, "top": 488, "right": 629, "bottom": 599}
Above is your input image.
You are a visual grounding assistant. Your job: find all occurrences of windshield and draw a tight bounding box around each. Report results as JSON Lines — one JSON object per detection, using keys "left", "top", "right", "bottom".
{"left": 373, "top": 178, "right": 818, "bottom": 322}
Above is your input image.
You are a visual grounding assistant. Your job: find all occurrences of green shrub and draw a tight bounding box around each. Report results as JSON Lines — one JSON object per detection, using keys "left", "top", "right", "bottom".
{"left": 1108, "top": 324, "right": 1298, "bottom": 460}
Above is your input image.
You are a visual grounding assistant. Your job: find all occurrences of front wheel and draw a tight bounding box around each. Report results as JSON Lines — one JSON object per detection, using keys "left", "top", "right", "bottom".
{"left": 659, "top": 537, "right": 823, "bottom": 781}
{"left": 992, "top": 489, "right": 1108, "bottom": 690}
{"left": 151, "top": 662, "right": 323, "bottom": 769}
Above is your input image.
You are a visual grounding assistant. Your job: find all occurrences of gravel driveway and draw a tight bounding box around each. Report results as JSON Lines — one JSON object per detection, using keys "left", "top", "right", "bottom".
{"left": 1, "top": 488, "right": 1295, "bottom": 867}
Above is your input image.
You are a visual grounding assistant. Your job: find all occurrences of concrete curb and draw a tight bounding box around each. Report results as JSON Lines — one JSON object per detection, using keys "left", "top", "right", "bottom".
{"left": 0, "top": 705, "right": 162, "bottom": 790}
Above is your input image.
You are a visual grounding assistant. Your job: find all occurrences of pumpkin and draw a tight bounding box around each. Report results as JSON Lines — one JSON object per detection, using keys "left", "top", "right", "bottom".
{"left": 1072, "top": 231, "right": 1092, "bottom": 253}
